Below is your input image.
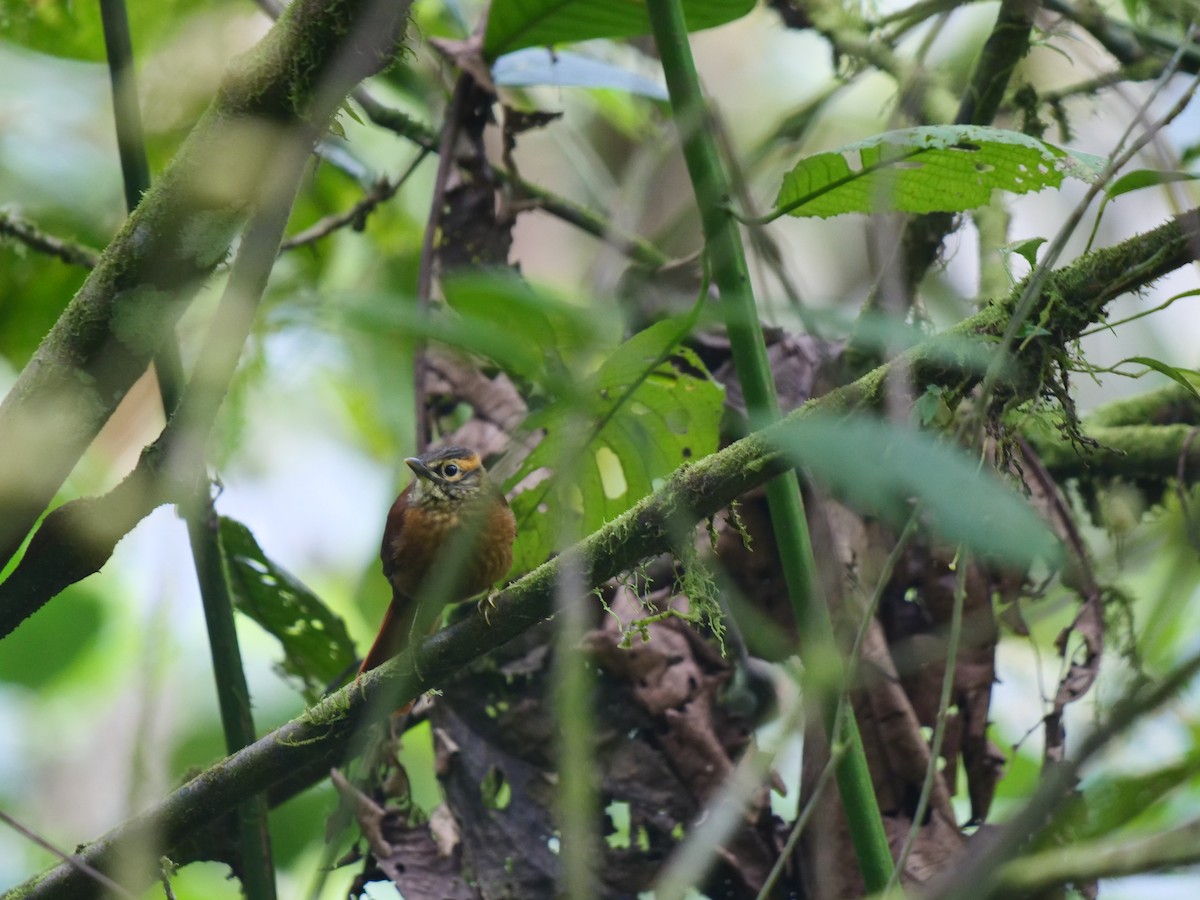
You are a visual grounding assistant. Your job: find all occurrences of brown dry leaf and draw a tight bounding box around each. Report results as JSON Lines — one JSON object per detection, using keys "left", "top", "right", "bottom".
{"left": 426, "top": 581, "right": 783, "bottom": 898}
{"left": 716, "top": 333, "right": 842, "bottom": 417}
{"left": 333, "top": 769, "right": 475, "bottom": 900}
{"left": 425, "top": 351, "right": 528, "bottom": 466}
{"left": 1015, "top": 438, "right": 1105, "bottom": 765}
{"left": 430, "top": 633, "right": 565, "bottom": 899}
{"left": 585, "top": 585, "right": 781, "bottom": 894}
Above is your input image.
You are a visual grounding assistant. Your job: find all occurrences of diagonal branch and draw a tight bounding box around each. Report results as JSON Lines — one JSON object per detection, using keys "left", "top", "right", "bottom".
{"left": 0, "top": 0, "right": 414, "bottom": 574}
{"left": 11, "top": 205, "right": 1200, "bottom": 900}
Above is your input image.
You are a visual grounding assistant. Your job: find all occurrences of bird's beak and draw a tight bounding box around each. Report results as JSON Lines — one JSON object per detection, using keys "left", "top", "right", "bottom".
{"left": 405, "top": 457, "right": 433, "bottom": 480}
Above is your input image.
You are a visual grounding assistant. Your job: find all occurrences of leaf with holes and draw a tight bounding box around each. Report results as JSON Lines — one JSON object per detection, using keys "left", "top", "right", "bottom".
{"left": 503, "top": 317, "right": 723, "bottom": 575}
{"left": 773, "top": 125, "right": 1107, "bottom": 218}
{"left": 221, "top": 517, "right": 357, "bottom": 701}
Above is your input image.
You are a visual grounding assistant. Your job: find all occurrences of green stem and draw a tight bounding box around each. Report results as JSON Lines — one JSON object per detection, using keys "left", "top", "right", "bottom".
{"left": 186, "top": 506, "right": 276, "bottom": 900}
{"left": 645, "top": 0, "right": 894, "bottom": 891}
{"left": 98, "top": 0, "right": 151, "bottom": 214}
{"left": 99, "top": 4, "right": 276, "bottom": 896}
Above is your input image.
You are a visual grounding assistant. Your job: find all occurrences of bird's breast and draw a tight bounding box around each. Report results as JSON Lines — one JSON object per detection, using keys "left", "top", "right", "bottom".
{"left": 385, "top": 497, "right": 515, "bottom": 601}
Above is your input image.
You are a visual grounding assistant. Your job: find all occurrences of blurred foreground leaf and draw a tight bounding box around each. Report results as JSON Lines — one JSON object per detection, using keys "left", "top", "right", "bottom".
{"left": 4, "top": 0, "right": 214, "bottom": 62}
{"left": 442, "top": 270, "right": 619, "bottom": 389}
{"left": 774, "top": 416, "right": 1060, "bottom": 567}
{"left": 221, "top": 517, "right": 356, "bottom": 701}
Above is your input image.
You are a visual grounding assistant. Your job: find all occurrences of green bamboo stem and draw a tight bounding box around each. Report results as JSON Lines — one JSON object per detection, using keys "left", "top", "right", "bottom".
{"left": 644, "top": 0, "right": 894, "bottom": 891}
{"left": 98, "top": 3, "right": 276, "bottom": 896}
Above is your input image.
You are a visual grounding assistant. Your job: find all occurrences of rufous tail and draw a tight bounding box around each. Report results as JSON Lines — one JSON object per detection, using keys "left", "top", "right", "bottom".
{"left": 358, "top": 593, "right": 410, "bottom": 675}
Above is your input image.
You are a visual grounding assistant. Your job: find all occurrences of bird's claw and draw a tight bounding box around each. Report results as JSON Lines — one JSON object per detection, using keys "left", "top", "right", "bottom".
{"left": 478, "top": 591, "right": 499, "bottom": 625}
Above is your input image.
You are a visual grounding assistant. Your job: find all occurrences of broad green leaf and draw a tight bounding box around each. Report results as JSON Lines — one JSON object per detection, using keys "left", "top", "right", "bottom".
{"left": 773, "top": 125, "right": 1108, "bottom": 219}
{"left": 504, "top": 317, "right": 723, "bottom": 575}
{"left": 1105, "top": 168, "right": 1200, "bottom": 199}
{"left": 493, "top": 48, "right": 668, "bottom": 99}
{"left": 772, "top": 416, "right": 1060, "bottom": 567}
{"left": 220, "top": 517, "right": 357, "bottom": 701}
{"left": 1120, "top": 356, "right": 1200, "bottom": 400}
{"left": 484, "top": 0, "right": 755, "bottom": 60}
{"left": 0, "top": 584, "right": 104, "bottom": 688}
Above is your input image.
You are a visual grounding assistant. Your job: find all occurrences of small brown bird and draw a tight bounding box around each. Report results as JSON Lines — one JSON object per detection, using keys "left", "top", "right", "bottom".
{"left": 358, "top": 446, "right": 516, "bottom": 675}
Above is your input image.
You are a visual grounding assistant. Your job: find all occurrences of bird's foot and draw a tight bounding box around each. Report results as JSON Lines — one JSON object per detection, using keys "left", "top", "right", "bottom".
{"left": 478, "top": 591, "right": 499, "bottom": 625}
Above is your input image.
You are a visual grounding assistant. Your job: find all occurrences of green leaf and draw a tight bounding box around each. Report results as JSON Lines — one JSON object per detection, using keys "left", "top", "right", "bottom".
{"left": 220, "top": 517, "right": 357, "bottom": 701}
{"left": 484, "top": 0, "right": 755, "bottom": 60}
{"left": 914, "top": 385, "right": 951, "bottom": 428}
{"left": 1043, "top": 754, "right": 1200, "bottom": 846}
{"left": 1120, "top": 357, "right": 1200, "bottom": 400}
{"left": 1105, "top": 168, "right": 1200, "bottom": 199}
{"left": 1003, "top": 236, "right": 1047, "bottom": 269}
{"left": 442, "top": 270, "right": 620, "bottom": 388}
{"left": 0, "top": 584, "right": 104, "bottom": 688}
{"left": 772, "top": 416, "right": 1060, "bottom": 567}
{"left": 5, "top": 0, "right": 213, "bottom": 62}
{"left": 773, "top": 125, "right": 1108, "bottom": 219}
{"left": 504, "top": 317, "right": 724, "bottom": 575}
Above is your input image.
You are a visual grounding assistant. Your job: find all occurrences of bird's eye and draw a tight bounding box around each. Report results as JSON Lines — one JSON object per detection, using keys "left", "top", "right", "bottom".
{"left": 442, "top": 463, "right": 460, "bottom": 478}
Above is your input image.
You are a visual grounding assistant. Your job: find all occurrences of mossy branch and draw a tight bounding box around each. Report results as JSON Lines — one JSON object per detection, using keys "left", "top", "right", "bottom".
{"left": 12, "top": 204, "right": 1200, "bottom": 900}
{"left": 1027, "top": 423, "right": 1200, "bottom": 482}
{"left": 0, "top": 0, "right": 414, "bottom": 573}
{"left": 994, "top": 817, "right": 1200, "bottom": 893}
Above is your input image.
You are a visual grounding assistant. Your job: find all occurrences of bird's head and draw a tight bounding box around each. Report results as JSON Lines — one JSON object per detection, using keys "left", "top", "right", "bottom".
{"left": 405, "top": 446, "right": 491, "bottom": 507}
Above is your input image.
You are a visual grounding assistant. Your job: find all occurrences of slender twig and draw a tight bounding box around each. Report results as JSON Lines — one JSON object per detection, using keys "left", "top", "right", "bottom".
{"left": 888, "top": 549, "right": 967, "bottom": 890}
{"left": 755, "top": 732, "right": 846, "bottom": 900}
{"left": 353, "top": 88, "right": 671, "bottom": 268}
{"left": 0, "top": 212, "right": 100, "bottom": 268}
{"left": 928, "top": 643, "right": 1200, "bottom": 900}
{"left": 279, "top": 153, "right": 429, "bottom": 252}
{"left": 412, "top": 75, "right": 473, "bottom": 451}
{"left": 0, "top": 809, "right": 137, "bottom": 900}
{"left": 1079, "top": 287, "right": 1200, "bottom": 336}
